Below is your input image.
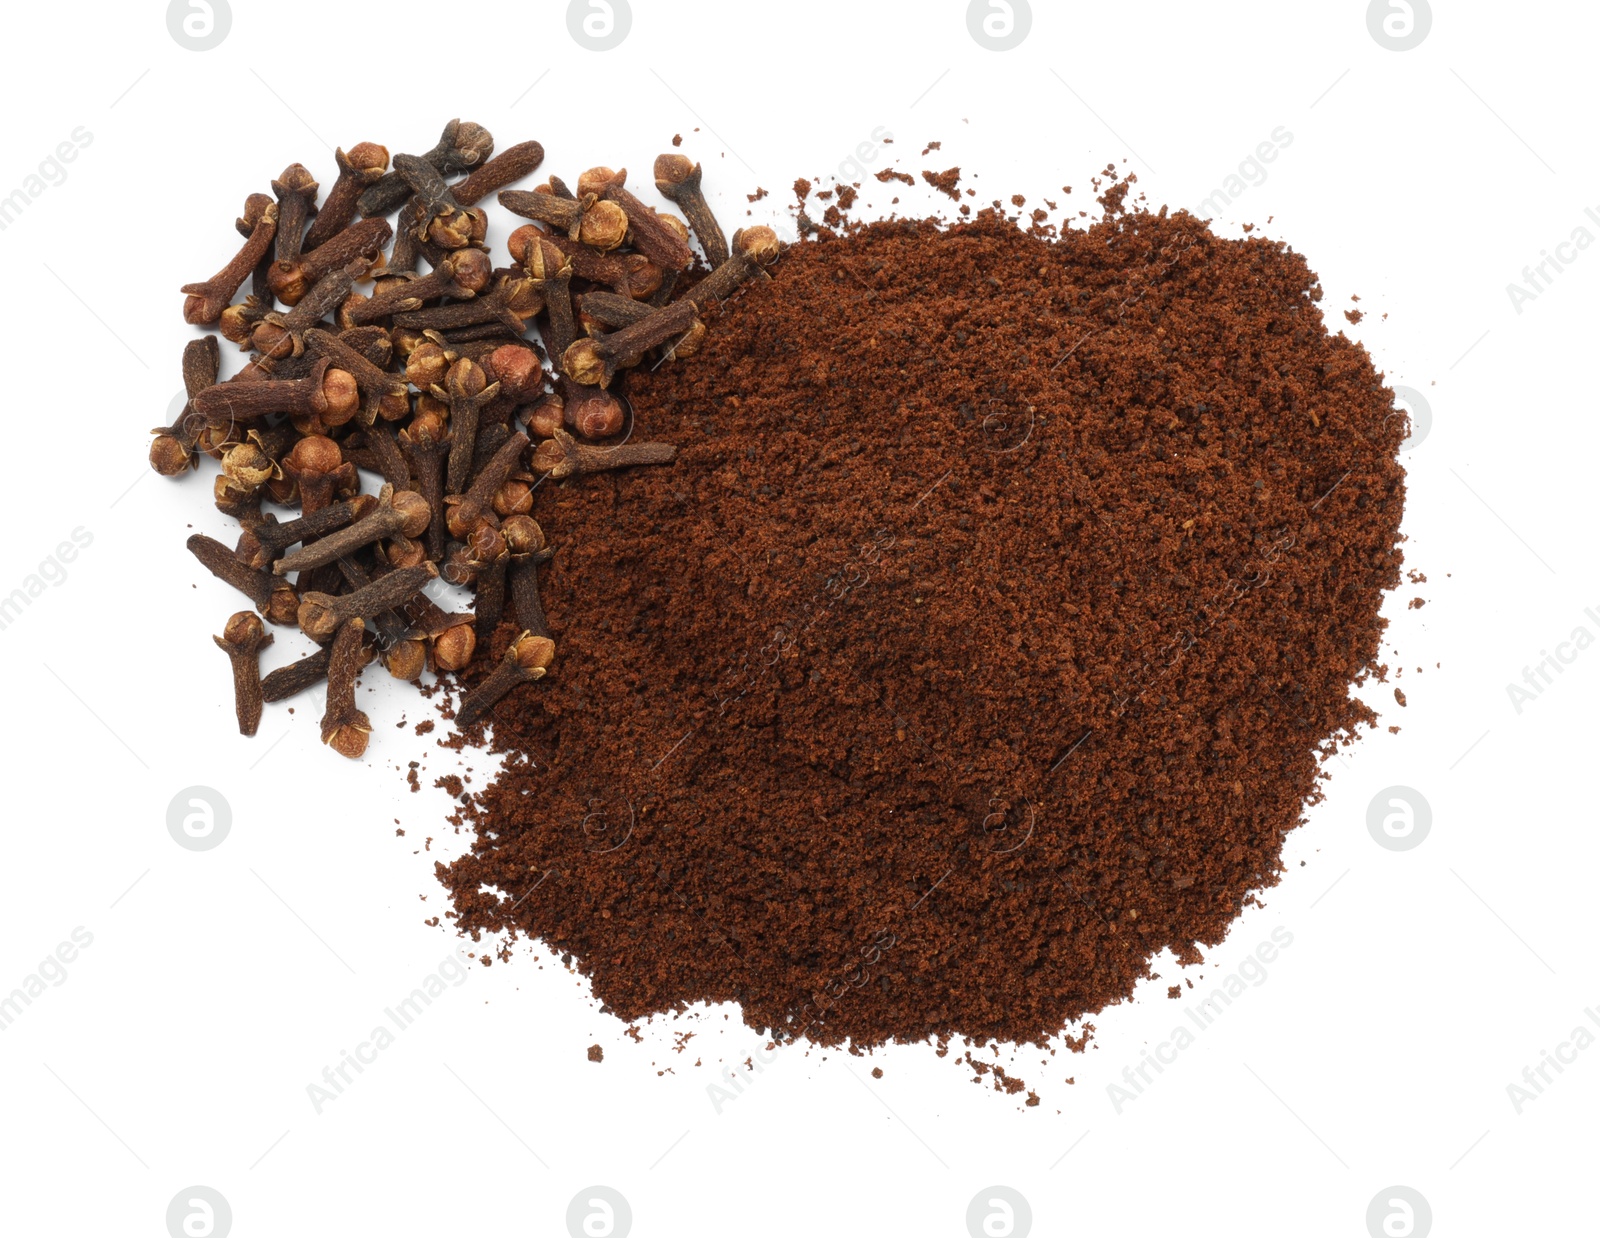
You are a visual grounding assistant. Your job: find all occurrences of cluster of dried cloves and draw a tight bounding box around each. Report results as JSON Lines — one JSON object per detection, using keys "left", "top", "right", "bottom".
{"left": 157, "top": 119, "right": 782, "bottom": 757}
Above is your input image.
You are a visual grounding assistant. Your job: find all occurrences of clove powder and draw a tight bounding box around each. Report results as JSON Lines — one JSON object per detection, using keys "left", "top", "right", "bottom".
{"left": 439, "top": 203, "right": 1407, "bottom": 1049}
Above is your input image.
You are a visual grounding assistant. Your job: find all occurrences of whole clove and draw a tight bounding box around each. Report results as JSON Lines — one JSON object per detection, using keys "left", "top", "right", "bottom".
{"left": 214, "top": 611, "right": 273, "bottom": 735}
{"left": 455, "top": 632, "right": 554, "bottom": 729}
{"left": 320, "top": 617, "right": 372, "bottom": 759}
{"left": 182, "top": 197, "right": 279, "bottom": 325}
{"left": 531, "top": 427, "right": 676, "bottom": 479}
{"left": 298, "top": 562, "right": 438, "bottom": 642}
{"left": 188, "top": 533, "right": 300, "bottom": 625}
{"left": 654, "top": 153, "right": 729, "bottom": 268}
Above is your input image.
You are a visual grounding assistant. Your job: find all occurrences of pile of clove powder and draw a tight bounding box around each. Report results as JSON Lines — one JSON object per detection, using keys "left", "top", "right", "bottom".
{"left": 161, "top": 119, "right": 770, "bottom": 756}
{"left": 433, "top": 179, "right": 1410, "bottom": 1055}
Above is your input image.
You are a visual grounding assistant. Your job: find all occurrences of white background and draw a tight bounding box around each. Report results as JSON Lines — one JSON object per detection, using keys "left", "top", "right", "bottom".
{"left": 0, "top": 1, "right": 1595, "bottom": 1234}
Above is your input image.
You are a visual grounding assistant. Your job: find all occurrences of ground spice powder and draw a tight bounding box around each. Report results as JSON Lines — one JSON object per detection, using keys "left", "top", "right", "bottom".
{"left": 438, "top": 204, "right": 1406, "bottom": 1050}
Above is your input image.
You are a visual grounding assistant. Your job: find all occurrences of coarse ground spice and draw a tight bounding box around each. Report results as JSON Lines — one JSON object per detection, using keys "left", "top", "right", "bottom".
{"left": 439, "top": 196, "right": 1407, "bottom": 1051}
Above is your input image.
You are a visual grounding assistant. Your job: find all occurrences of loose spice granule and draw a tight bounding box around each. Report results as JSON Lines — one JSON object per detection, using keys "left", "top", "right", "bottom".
{"left": 922, "top": 167, "right": 961, "bottom": 199}
{"left": 588, "top": 1044, "right": 604, "bottom": 1062}
{"left": 440, "top": 205, "right": 1406, "bottom": 1051}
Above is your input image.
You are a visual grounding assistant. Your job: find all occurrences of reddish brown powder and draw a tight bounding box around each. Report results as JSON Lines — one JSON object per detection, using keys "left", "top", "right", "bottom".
{"left": 439, "top": 204, "right": 1407, "bottom": 1051}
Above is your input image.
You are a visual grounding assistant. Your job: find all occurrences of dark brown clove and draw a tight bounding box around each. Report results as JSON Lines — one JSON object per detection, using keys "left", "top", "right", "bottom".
{"left": 435, "top": 359, "right": 502, "bottom": 496}
{"left": 192, "top": 357, "right": 360, "bottom": 426}
{"left": 450, "top": 140, "right": 546, "bottom": 206}
{"left": 602, "top": 179, "right": 693, "bottom": 271}
{"left": 531, "top": 427, "right": 676, "bottom": 479}
{"left": 214, "top": 611, "right": 273, "bottom": 736}
{"left": 268, "top": 216, "right": 392, "bottom": 306}
{"left": 358, "top": 119, "right": 494, "bottom": 218}
{"left": 241, "top": 493, "right": 377, "bottom": 569}
{"left": 303, "top": 144, "right": 389, "bottom": 251}
{"left": 282, "top": 434, "right": 358, "bottom": 514}
{"left": 577, "top": 290, "right": 653, "bottom": 330}
{"left": 545, "top": 235, "right": 661, "bottom": 298}
{"left": 261, "top": 646, "right": 332, "bottom": 703}
{"left": 391, "top": 271, "right": 540, "bottom": 332}
{"left": 320, "top": 617, "right": 372, "bottom": 759}
{"left": 271, "top": 163, "right": 320, "bottom": 265}
{"left": 456, "top": 632, "right": 555, "bottom": 728}
{"left": 273, "top": 484, "right": 431, "bottom": 575}
{"left": 182, "top": 196, "right": 279, "bottom": 325}
{"left": 562, "top": 298, "right": 699, "bottom": 387}
{"left": 654, "top": 153, "right": 729, "bottom": 268}
{"left": 344, "top": 248, "right": 492, "bottom": 324}
{"left": 499, "top": 188, "right": 587, "bottom": 238}
{"left": 252, "top": 257, "right": 370, "bottom": 360}
{"left": 684, "top": 225, "right": 781, "bottom": 309}
{"left": 503, "top": 516, "right": 554, "bottom": 640}
{"left": 398, "top": 408, "right": 451, "bottom": 561}
{"left": 304, "top": 327, "right": 410, "bottom": 422}
{"left": 150, "top": 335, "right": 222, "bottom": 475}
{"left": 189, "top": 533, "right": 300, "bottom": 625}
{"left": 298, "top": 562, "right": 438, "bottom": 642}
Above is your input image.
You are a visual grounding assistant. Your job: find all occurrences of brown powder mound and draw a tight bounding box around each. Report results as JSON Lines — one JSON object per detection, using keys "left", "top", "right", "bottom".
{"left": 439, "top": 207, "right": 1406, "bottom": 1050}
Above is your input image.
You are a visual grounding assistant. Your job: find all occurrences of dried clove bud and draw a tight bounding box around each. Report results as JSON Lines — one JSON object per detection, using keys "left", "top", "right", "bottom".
{"left": 562, "top": 299, "right": 699, "bottom": 387}
{"left": 192, "top": 358, "right": 360, "bottom": 426}
{"left": 654, "top": 153, "right": 729, "bottom": 268}
{"left": 602, "top": 179, "right": 693, "bottom": 271}
{"left": 272, "top": 484, "right": 431, "bottom": 575}
{"left": 271, "top": 163, "right": 320, "bottom": 266}
{"left": 150, "top": 335, "right": 222, "bottom": 475}
{"left": 182, "top": 197, "right": 279, "bottom": 325}
{"left": 267, "top": 216, "right": 392, "bottom": 306}
{"left": 358, "top": 119, "right": 494, "bottom": 218}
{"left": 449, "top": 140, "right": 546, "bottom": 206}
{"left": 214, "top": 611, "right": 273, "bottom": 736}
{"left": 299, "top": 562, "right": 439, "bottom": 642}
{"left": 188, "top": 533, "right": 299, "bottom": 625}
{"left": 435, "top": 358, "right": 502, "bottom": 496}
{"left": 532, "top": 428, "right": 676, "bottom": 479}
{"left": 320, "top": 617, "right": 372, "bottom": 759}
{"left": 303, "top": 143, "right": 389, "bottom": 251}
{"left": 456, "top": 632, "right": 555, "bottom": 728}
{"left": 261, "top": 646, "right": 332, "bottom": 703}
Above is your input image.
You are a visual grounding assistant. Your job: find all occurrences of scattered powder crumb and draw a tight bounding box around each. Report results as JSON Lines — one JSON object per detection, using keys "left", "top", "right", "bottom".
{"left": 792, "top": 177, "right": 811, "bottom": 202}
{"left": 1408, "top": 570, "right": 1427, "bottom": 583}
{"left": 1409, "top": 597, "right": 1426, "bottom": 609}
{"left": 1394, "top": 688, "right": 1407, "bottom": 707}
{"left": 921, "top": 141, "right": 942, "bottom": 156}
{"left": 871, "top": 1067, "right": 883, "bottom": 1079}
{"left": 922, "top": 167, "right": 961, "bottom": 199}
{"left": 625, "top": 1026, "right": 643, "bottom": 1043}
{"left": 875, "top": 168, "right": 914, "bottom": 185}
{"left": 836, "top": 184, "right": 858, "bottom": 210}
{"left": 1010, "top": 194, "right": 1025, "bottom": 207}
{"left": 671, "top": 134, "right": 682, "bottom": 147}
{"left": 747, "top": 187, "right": 767, "bottom": 202}
{"left": 1345, "top": 309, "right": 1364, "bottom": 324}
{"left": 1026, "top": 1091, "right": 1040, "bottom": 1107}
{"left": 588, "top": 1044, "right": 604, "bottom": 1062}
{"left": 415, "top": 720, "right": 434, "bottom": 735}
{"left": 1167, "top": 985, "right": 1181, "bottom": 999}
